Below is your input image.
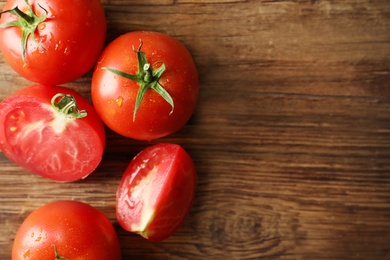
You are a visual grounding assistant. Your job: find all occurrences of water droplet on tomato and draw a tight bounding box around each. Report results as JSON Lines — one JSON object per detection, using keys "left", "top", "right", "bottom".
{"left": 40, "top": 34, "right": 47, "bottom": 43}
{"left": 48, "top": 6, "right": 56, "bottom": 17}
{"left": 55, "top": 41, "right": 63, "bottom": 51}
{"left": 38, "top": 22, "right": 46, "bottom": 30}
{"left": 116, "top": 96, "right": 124, "bottom": 107}
{"left": 23, "top": 249, "right": 30, "bottom": 259}
{"left": 64, "top": 47, "right": 71, "bottom": 56}
{"left": 32, "top": 45, "right": 45, "bottom": 55}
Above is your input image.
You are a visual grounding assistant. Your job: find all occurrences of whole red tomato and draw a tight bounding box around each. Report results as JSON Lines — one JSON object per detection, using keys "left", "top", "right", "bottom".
{"left": 91, "top": 31, "right": 199, "bottom": 141}
{"left": 116, "top": 143, "right": 197, "bottom": 241}
{"left": 12, "top": 200, "right": 121, "bottom": 260}
{"left": 0, "top": 84, "right": 105, "bottom": 182}
{"left": 0, "top": 0, "right": 106, "bottom": 84}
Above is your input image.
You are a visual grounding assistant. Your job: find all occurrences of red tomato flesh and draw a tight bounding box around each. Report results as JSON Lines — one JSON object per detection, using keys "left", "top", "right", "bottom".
{"left": 116, "top": 143, "right": 197, "bottom": 241}
{"left": 12, "top": 200, "right": 121, "bottom": 260}
{"left": 0, "top": 84, "right": 105, "bottom": 182}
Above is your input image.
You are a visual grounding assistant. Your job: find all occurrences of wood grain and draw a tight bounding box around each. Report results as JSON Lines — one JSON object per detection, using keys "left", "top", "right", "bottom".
{"left": 1, "top": 0, "right": 390, "bottom": 259}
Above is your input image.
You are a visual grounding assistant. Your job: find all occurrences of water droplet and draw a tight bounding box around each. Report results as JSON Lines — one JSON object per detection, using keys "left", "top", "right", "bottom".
{"left": 116, "top": 96, "right": 124, "bottom": 107}
{"left": 64, "top": 46, "right": 71, "bottom": 56}
{"left": 55, "top": 40, "right": 63, "bottom": 51}
{"left": 23, "top": 249, "right": 30, "bottom": 259}
{"left": 48, "top": 6, "right": 56, "bottom": 17}
{"left": 38, "top": 22, "right": 46, "bottom": 30}
{"left": 38, "top": 34, "right": 47, "bottom": 44}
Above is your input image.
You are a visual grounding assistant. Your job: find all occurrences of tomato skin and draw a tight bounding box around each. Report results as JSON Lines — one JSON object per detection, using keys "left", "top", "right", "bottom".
{"left": 92, "top": 31, "right": 199, "bottom": 141}
{"left": 12, "top": 200, "right": 122, "bottom": 260}
{"left": 116, "top": 143, "right": 197, "bottom": 241}
{"left": 0, "top": 0, "right": 106, "bottom": 85}
{"left": 0, "top": 84, "right": 105, "bottom": 182}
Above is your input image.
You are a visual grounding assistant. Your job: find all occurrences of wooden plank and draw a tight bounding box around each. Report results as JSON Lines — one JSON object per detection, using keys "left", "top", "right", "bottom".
{"left": 0, "top": 0, "right": 390, "bottom": 259}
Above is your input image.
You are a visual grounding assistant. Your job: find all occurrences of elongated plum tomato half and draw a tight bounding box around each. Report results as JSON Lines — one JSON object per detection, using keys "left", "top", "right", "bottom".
{"left": 116, "top": 143, "right": 197, "bottom": 241}
{"left": 0, "top": 0, "right": 106, "bottom": 85}
{"left": 0, "top": 84, "right": 105, "bottom": 182}
{"left": 12, "top": 200, "right": 122, "bottom": 260}
{"left": 92, "top": 31, "right": 199, "bottom": 141}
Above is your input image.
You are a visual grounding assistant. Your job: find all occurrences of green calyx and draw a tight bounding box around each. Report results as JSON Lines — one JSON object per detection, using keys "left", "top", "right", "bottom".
{"left": 0, "top": 0, "right": 48, "bottom": 64}
{"left": 53, "top": 245, "right": 67, "bottom": 260}
{"left": 103, "top": 40, "right": 174, "bottom": 121}
{"left": 51, "top": 93, "right": 87, "bottom": 119}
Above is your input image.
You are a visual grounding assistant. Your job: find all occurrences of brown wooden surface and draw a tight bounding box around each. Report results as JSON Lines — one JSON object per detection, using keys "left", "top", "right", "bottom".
{"left": 1, "top": 0, "right": 390, "bottom": 259}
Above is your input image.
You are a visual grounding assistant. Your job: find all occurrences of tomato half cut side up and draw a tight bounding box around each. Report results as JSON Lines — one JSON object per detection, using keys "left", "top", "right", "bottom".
{"left": 0, "top": 84, "right": 105, "bottom": 182}
{"left": 116, "top": 143, "right": 197, "bottom": 241}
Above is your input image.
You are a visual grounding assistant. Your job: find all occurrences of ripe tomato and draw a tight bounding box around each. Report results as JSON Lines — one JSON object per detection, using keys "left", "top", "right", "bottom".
{"left": 12, "top": 200, "right": 121, "bottom": 260}
{"left": 91, "top": 31, "right": 199, "bottom": 141}
{"left": 116, "top": 143, "right": 197, "bottom": 242}
{"left": 0, "top": 84, "right": 105, "bottom": 182}
{"left": 0, "top": 0, "right": 106, "bottom": 85}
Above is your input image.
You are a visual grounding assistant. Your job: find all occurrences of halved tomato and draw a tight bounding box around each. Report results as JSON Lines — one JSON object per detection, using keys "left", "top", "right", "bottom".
{"left": 0, "top": 84, "right": 105, "bottom": 182}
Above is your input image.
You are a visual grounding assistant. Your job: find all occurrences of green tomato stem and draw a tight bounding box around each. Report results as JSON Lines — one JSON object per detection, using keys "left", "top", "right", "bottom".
{"left": 51, "top": 93, "right": 87, "bottom": 119}
{"left": 0, "top": 0, "right": 48, "bottom": 64}
{"left": 53, "top": 244, "right": 68, "bottom": 260}
{"left": 102, "top": 40, "right": 174, "bottom": 121}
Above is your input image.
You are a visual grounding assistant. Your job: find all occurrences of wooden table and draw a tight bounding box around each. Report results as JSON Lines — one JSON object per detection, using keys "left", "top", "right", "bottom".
{"left": 1, "top": 0, "right": 390, "bottom": 259}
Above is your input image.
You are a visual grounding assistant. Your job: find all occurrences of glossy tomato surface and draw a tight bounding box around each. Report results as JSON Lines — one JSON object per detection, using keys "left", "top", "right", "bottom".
{"left": 116, "top": 143, "right": 197, "bottom": 241}
{"left": 0, "top": 84, "right": 105, "bottom": 182}
{"left": 12, "top": 200, "right": 121, "bottom": 260}
{"left": 92, "top": 31, "right": 199, "bottom": 141}
{"left": 0, "top": 0, "right": 106, "bottom": 84}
